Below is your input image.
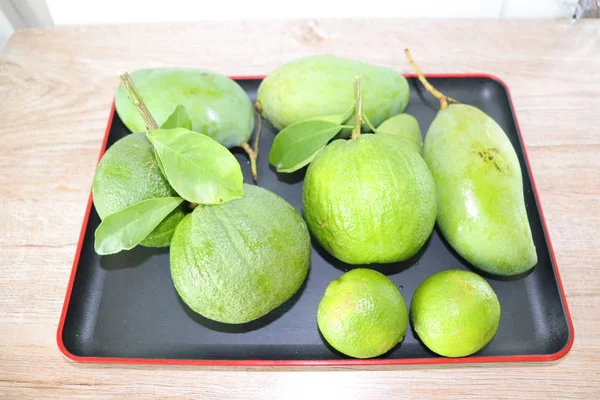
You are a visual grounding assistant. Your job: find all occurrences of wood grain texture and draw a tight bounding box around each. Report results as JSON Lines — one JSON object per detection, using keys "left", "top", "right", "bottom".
{"left": 0, "top": 19, "right": 599, "bottom": 399}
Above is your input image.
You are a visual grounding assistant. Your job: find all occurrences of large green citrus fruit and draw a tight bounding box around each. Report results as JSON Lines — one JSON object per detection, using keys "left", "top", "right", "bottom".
{"left": 302, "top": 134, "right": 436, "bottom": 264}
{"left": 170, "top": 184, "right": 311, "bottom": 324}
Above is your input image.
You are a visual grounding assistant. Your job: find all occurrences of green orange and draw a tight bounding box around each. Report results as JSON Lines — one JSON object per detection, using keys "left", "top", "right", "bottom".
{"left": 303, "top": 134, "right": 436, "bottom": 264}
{"left": 317, "top": 268, "right": 408, "bottom": 359}
{"left": 411, "top": 269, "right": 501, "bottom": 357}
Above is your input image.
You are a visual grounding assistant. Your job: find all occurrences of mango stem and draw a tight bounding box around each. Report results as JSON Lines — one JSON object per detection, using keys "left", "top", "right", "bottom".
{"left": 255, "top": 100, "right": 263, "bottom": 114}
{"left": 239, "top": 105, "right": 263, "bottom": 183}
{"left": 240, "top": 142, "right": 258, "bottom": 183}
{"left": 252, "top": 105, "right": 262, "bottom": 162}
{"left": 404, "top": 49, "right": 459, "bottom": 110}
{"left": 350, "top": 76, "right": 363, "bottom": 140}
{"left": 118, "top": 71, "right": 159, "bottom": 130}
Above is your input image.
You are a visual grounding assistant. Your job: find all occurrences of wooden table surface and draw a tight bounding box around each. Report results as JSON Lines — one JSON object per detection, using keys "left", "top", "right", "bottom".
{"left": 0, "top": 19, "right": 599, "bottom": 399}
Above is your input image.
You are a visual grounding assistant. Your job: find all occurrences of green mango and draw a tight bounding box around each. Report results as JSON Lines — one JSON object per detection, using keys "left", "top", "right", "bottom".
{"left": 303, "top": 134, "right": 436, "bottom": 264}
{"left": 377, "top": 113, "right": 423, "bottom": 154}
{"left": 423, "top": 104, "right": 537, "bottom": 275}
{"left": 115, "top": 68, "right": 254, "bottom": 148}
{"left": 257, "top": 55, "right": 410, "bottom": 131}
{"left": 92, "top": 132, "right": 186, "bottom": 247}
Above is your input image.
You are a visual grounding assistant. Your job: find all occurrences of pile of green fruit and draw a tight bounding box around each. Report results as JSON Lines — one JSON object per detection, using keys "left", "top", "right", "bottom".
{"left": 94, "top": 70, "right": 309, "bottom": 324}
{"left": 91, "top": 51, "right": 537, "bottom": 359}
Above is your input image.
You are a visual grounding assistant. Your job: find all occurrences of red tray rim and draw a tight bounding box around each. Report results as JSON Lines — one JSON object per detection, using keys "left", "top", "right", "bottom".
{"left": 56, "top": 73, "right": 574, "bottom": 367}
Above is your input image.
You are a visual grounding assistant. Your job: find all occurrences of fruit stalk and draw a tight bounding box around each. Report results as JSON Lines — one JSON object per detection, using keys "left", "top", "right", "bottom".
{"left": 350, "top": 76, "right": 363, "bottom": 140}
{"left": 240, "top": 108, "right": 262, "bottom": 183}
{"left": 252, "top": 104, "right": 262, "bottom": 158}
{"left": 118, "top": 71, "right": 159, "bottom": 131}
{"left": 404, "top": 49, "right": 459, "bottom": 110}
{"left": 240, "top": 143, "right": 257, "bottom": 183}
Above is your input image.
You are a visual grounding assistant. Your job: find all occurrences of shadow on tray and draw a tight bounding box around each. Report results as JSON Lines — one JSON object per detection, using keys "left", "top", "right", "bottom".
{"left": 435, "top": 226, "right": 535, "bottom": 282}
{"left": 100, "top": 246, "right": 169, "bottom": 270}
{"left": 311, "top": 235, "right": 430, "bottom": 277}
{"left": 177, "top": 275, "right": 309, "bottom": 333}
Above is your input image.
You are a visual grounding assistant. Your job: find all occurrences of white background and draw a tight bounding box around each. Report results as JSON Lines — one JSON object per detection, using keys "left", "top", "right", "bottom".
{"left": 46, "top": 0, "right": 570, "bottom": 24}
{"left": 0, "top": 0, "right": 579, "bottom": 52}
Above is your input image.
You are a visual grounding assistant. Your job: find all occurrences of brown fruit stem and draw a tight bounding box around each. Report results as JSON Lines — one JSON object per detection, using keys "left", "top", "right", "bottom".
{"left": 240, "top": 106, "right": 262, "bottom": 183}
{"left": 255, "top": 99, "right": 263, "bottom": 114}
{"left": 118, "top": 71, "right": 159, "bottom": 130}
{"left": 240, "top": 142, "right": 258, "bottom": 183}
{"left": 252, "top": 104, "right": 262, "bottom": 167}
{"left": 404, "top": 49, "right": 459, "bottom": 110}
{"left": 350, "top": 76, "right": 363, "bottom": 140}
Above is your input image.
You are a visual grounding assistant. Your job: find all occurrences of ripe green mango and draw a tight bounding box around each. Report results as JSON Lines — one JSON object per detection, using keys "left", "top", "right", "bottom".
{"left": 423, "top": 104, "right": 537, "bottom": 275}
{"left": 115, "top": 68, "right": 254, "bottom": 148}
{"left": 257, "top": 55, "right": 410, "bottom": 131}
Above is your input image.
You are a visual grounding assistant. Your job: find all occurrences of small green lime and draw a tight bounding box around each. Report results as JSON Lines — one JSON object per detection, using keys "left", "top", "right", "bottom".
{"left": 317, "top": 268, "right": 408, "bottom": 359}
{"left": 92, "top": 132, "right": 185, "bottom": 247}
{"left": 411, "top": 269, "right": 501, "bottom": 357}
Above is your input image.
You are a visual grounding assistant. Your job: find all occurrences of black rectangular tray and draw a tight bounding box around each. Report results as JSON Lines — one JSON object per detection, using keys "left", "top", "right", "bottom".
{"left": 58, "top": 75, "right": 573, "bottom": 366}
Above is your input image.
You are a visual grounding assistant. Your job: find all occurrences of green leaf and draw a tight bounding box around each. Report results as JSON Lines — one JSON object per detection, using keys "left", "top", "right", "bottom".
{"left": 160, "top": 104, "right": 193, "bottom": 131}
{"left": 340, "top": 101, "right": 357, "bottom": 125}
{"left": 147, "top": 128, "right": 244, "bottom": 204}
{"left": 302, "top": 113, "right": 347, "bottom": 125}
{"left": 154, "top": 148, "right": 166, "bottom": 177}
{"left": 269, "top": 120, "right": 342, "bottom": 173}
{"left": 297, "top": 102, "right": 355, "bottom": 125}
{"left": 153, "top": 105, "right": 193, "bottom": 177}
{"left": 94, "top": 197, "right": 184, "bottom": 255}
{"left": 299, "top": 102, "right": 356, "bottom": 125}
{"left": 362, "top": 112, "right": 378, "bottom": 132}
